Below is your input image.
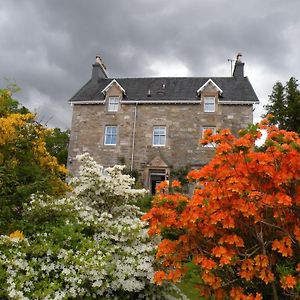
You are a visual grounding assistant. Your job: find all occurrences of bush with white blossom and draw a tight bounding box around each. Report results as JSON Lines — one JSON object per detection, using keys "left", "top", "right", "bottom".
{"left": 0, "top": 154, "right": 184, "bottom": 299}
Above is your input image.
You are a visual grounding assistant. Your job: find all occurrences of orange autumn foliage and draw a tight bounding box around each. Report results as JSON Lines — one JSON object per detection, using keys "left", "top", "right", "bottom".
{"left": 143, "top": 118, "right": 300, "bottom": 299}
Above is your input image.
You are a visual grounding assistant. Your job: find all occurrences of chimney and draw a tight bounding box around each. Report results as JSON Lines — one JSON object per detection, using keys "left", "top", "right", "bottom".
{"left": 92, "top": 55, "right": 108, "bottom": 80}
{"left": 233, "top": 53, "right": 244, "bottom": 78}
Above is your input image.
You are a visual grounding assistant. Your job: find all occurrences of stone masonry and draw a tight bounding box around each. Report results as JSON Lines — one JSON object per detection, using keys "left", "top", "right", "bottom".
{"left": 68, "top": 55, "right": 259, "bottom": 192}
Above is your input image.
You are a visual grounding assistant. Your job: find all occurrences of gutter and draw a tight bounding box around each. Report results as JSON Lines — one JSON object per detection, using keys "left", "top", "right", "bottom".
{"left": 130, "top": 102, "right": 138, "bottom": 174}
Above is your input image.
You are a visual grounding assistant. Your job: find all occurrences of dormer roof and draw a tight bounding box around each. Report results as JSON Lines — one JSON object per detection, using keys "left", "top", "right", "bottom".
{"left": 101, "top": 79, "right": 126, "bottom": 95}
{"left": 196, "top": 78, "right": 223, "bottom": 95}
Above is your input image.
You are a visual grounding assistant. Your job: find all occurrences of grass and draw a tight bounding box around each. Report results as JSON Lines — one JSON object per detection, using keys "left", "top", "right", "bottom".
{"left": 176, "top": 263, "right": 205, "bottom": 300}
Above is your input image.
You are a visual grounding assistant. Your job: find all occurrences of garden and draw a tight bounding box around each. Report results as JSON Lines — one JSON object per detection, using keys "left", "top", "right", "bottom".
{"left": 0, "top": 87, "right": 299, "bottom": 299}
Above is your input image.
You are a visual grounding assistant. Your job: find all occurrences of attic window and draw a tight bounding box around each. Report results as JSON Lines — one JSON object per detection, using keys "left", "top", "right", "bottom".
{"left": 108, "top": 97, "right": 119, "bottom": 112}
{"left": 204, "top": 97, "right": 215, "bottom": 112}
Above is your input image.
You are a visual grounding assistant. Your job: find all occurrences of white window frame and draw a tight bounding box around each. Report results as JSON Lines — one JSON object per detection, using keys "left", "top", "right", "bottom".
{"left": 153, "top": 126, "right": 166, "bottom": 147}
{"left": 107, "top": 97, "right": 119, "bottom": 112}
{"left": 202, "top": 126, "right": 216, "bottom": 147}
{"left": 104, "top": 126, "right": 117, "bottom": 145}
{"left": 204, "top": 96, "right": 216, "bottom": 112}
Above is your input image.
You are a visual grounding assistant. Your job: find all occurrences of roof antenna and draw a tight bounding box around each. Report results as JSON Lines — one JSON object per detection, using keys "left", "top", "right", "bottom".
{"left": 227, "top": 58, "right": 234, "bottom": 76}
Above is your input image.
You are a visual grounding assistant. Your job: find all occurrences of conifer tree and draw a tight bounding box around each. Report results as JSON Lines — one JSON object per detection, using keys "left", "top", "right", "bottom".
{"left": 285, "top": 77, "right": 300, "bottom": 133}
{"left": 264, "top": 77, "right": 300, "bottom": 133}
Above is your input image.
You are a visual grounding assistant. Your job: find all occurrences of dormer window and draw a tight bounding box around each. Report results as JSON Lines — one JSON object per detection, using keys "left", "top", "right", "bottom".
{"left": 108, "top": 97, "right": 119, "bottom": 112}
{"left": 204, "top": 97, "right": 215, "bottom": 112}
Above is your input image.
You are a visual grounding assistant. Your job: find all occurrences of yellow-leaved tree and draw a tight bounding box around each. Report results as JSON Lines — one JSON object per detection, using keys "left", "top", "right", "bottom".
{"left": 0, "top": 87, "right": 68, "bottom": 233}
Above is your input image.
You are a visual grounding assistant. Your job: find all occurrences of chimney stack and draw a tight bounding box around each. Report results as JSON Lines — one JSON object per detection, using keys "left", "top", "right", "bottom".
{"left": 92, "top": 55, "right": 108, "bottom": 80}
{"left": 233, "top": 53, "right": 244, "bottom": 78}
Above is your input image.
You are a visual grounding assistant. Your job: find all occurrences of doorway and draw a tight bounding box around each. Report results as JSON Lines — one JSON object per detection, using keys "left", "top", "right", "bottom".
{"left": 150, "top": 171, "right": 167, "bottom": 194}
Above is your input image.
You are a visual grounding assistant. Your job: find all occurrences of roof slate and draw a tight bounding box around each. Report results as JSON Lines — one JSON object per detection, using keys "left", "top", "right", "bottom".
{"left": 69, "top": 76, "right": 259, "bottom": 103}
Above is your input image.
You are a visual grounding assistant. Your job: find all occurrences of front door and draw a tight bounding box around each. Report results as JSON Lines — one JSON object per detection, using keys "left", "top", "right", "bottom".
{"left": 150, "top": 172, "right": 166, "bottom": 194}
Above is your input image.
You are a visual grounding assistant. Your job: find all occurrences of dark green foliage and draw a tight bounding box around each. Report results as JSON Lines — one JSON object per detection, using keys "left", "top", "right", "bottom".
{"left": 134, "top": 193, "right": 153, "bottom": 212}
{"left": 45, "top": 128, "right": 70, "bottom": 166}
{"left": 285, "top": 77, "right": 300, "bottom": 133}
{"left": 264, "top": 77, "right": 300, "bottom": 133}
{"left": 171, "top": 166, "right": 190, "bottom": 186}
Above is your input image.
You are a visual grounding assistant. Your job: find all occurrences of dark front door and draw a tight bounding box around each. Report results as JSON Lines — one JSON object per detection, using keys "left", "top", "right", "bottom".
{"left": 150, "top": 173, "right": 166, "bottom": 194}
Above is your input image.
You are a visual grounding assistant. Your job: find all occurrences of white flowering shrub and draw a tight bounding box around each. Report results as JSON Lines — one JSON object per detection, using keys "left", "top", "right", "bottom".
{"left": 0, "top": 154, "right": 185, "bottom": 299}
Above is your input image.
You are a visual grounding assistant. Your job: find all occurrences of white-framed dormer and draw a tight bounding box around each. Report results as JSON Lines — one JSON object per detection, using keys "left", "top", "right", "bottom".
{"left": 102, "top": 79, "right": 125, "bottom": 112}
{"left": 197, "top": 79, "right": 222, "bottom": 113}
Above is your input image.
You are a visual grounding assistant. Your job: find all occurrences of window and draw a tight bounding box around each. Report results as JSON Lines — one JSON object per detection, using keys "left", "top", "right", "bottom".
{"left": 104, "top": 126, "right": 117, "bottom": 145}
{"left": 204, "top": 96, "right": 215, "bottom": 112}
{"left": 153, "top": 126, "right": 166, "bottom": 146}
{"left": 202, "top": 126, "right": 216, "bottom": 147}
{"left": 108, "top": 97, "right": 119, "bottom": 112}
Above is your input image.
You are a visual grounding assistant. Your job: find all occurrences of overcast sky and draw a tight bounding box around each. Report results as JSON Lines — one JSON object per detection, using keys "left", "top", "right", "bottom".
{"left": 1, "top": 0, "right": 299, "bottom": 129}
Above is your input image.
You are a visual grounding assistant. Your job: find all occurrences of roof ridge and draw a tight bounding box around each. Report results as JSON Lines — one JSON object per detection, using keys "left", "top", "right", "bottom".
{"left": 111, "top": 76, "right": 235, "bottom": 80}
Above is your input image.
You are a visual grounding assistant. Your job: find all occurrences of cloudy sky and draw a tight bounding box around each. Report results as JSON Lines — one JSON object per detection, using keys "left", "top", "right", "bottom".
{"left": 1, "top": 0, "right": 299, "bottom": 129}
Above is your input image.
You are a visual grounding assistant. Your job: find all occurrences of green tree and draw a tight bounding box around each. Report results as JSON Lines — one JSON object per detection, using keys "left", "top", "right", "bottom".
{"left": 45, "top": 128, "right": 70, "bottom": 166}
{"left": 264, "top": 77, "right": 300, "bottom": 133}
{"left": 285, "top": 77, "right": 300, "bottom": 133}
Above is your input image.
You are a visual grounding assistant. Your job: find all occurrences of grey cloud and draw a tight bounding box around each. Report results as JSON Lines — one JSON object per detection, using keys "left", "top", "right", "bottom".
{"left": 0, "top": 0, "right": 300, "bottom": 129}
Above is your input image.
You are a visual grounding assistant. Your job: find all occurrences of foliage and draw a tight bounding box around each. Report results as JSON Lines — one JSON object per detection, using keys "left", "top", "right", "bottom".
{"left": 0, "top": 88, "right": 68, "bottom": 234}
{"left": 264, "top": 77, "right": 300, "bottom": 133}
{"left": 143, "top": 119, "right": 300, "bottom": 299}
{"left": 45, "top": 128, "right": 69, "bottom": 166}
{"left": 0, "top": 84, "right": 29, "bottom": 116}
{"left": 0, "top": 154, "right": 185, "bottom": 299}
{"left": 171, "top": 166, "right": 190, "bottom": 187}
{"left": 134, "top": 194, "right": 154, "bottom": 213}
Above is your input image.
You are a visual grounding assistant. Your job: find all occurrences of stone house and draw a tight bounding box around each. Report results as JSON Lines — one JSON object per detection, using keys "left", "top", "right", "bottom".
{"left": 68, "top": 55, "right": 259, "bottom": 193}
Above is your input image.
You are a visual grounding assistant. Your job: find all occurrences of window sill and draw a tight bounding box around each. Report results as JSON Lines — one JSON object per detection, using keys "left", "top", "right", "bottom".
{"left": 105, "top": 111, "right": 118, "bottom": 114}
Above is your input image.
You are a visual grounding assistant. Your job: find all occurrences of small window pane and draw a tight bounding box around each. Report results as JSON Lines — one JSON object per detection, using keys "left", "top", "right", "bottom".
{"left": 204, "top": 97, "right": 215, "bottom": 112}
{"left": 153, "top": 126, "right": 166, "bottom": 146}
{"left": 108, "top": 97, "right": 119, "bottom": 112}
{"left": 105, "top": 126, "right": 117, "bottom": 145}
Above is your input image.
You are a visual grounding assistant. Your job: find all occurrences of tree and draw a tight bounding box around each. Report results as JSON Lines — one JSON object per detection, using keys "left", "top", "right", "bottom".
{"left": 264, "top": 77, "right": 300, "bottom": 133}
{"left": 0, "top": 154, "right": 184, "bottom": 299}
{"left": 0, "top": 88, "right": 68, "bottom": 233}
{"left": 45, "top": 128, "right": 70, "bottom": 166}
{"left": 285, "top": 77, "right": 300, "bottom": 133}
{"left": 143, "top": 120, "right": 300, "bottom": 299}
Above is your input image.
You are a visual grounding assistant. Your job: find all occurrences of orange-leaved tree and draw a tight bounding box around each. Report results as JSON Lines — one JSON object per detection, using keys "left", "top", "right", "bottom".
{"left": 143, "top": 118, "right": 300, "bottom": 299}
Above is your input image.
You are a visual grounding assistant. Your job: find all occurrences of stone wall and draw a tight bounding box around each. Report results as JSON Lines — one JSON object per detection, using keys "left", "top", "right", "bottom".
{"left": 68, "top": 99, "right": 253, "bottom": 187}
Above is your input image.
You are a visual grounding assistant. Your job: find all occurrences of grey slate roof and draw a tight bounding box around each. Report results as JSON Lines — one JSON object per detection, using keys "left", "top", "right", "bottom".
{"left": 69, "top": 76, "right": 259, "bottom": 103}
